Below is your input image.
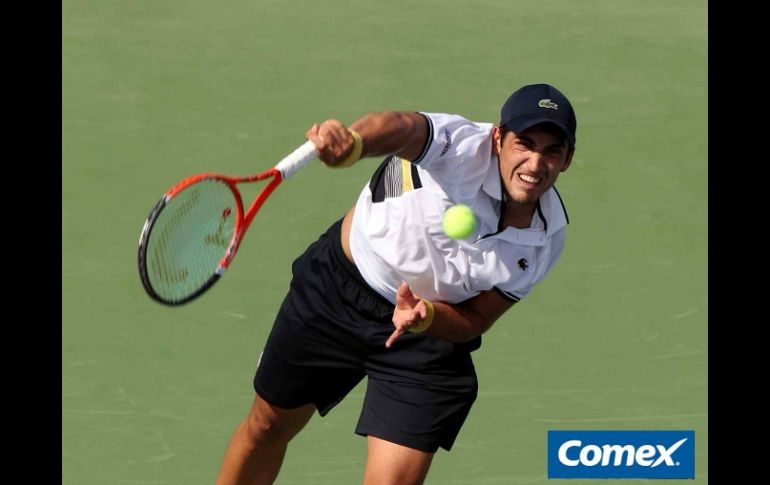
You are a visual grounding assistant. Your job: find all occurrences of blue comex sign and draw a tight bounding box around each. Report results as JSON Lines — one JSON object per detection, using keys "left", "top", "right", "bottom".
{"left": 547, "top": 430, "right": 695, "bottom": 479}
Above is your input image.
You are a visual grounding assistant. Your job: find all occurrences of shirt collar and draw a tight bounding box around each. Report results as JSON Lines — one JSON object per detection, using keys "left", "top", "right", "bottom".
{"left": 480, "top": 156, "right": 569, "bottom": 245}
{"left": 493, "top": 189, "right": 568, "bottom": 246}
{"left": 540, "top": 186, "right": 569, "bottom": 235}
{"left": 482, "top": 155, "right": 502, "bottom": 200}
{"left": 481, "top": 155, "right": 569, "bottom": 232}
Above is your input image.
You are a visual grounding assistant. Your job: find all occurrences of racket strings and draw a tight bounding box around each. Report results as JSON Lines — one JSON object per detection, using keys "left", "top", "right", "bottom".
{"left": 146, "top": 179, "right": 236, "bottom": 302}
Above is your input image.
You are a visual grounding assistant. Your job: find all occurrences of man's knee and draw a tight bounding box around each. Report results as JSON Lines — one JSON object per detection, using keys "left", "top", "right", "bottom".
{"left": 243, "top": 396, "right": 314, "bottom": 445}
{"left": 244, "top": 411, "right": 281, "bottom": 441}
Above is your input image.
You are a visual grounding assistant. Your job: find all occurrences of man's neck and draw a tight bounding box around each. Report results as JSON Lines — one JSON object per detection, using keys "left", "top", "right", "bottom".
{"left": 502, "top": 200, "right": 537, "bottom": 229}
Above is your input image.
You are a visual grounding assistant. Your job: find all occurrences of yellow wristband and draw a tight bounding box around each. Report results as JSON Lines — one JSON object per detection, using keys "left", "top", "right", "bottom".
{"left": 408, "top": 299, "right": 435, "bottom": 333}
{"left": 329, "top": 129, "right": 363, "bottom": 168}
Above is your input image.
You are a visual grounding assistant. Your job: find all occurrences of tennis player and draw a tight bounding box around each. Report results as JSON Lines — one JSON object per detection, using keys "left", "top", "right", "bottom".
{"left": 216, "top": 83, "right": 577, "bottom": 485}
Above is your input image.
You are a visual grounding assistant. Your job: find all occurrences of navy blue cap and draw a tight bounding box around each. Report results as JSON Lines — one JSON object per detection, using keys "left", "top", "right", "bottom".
{"left": 499, "top": 83, "right": 577, "bottom": 147}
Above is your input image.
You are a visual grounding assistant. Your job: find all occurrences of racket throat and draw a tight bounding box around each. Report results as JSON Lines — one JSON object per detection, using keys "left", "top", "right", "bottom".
{"left": 242, "top": 173, "right": 282, "bottom": 230}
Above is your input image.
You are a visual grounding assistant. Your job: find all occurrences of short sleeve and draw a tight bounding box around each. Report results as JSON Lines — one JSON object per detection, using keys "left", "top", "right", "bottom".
{"left": 411, "top": 113, "right": 495, "bottom": 198}
{"left": 413, "top": 113, "right": 493, "bottom": 168}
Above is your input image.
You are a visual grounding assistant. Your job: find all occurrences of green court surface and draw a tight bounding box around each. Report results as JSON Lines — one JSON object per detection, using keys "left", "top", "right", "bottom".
{"left": 62, "top": 1, "right": 707, "bottom": 483}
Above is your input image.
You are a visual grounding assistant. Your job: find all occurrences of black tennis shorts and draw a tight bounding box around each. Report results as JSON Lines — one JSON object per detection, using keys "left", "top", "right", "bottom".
{"left": 253, "top": 218, "right": 480, "bottom": 452}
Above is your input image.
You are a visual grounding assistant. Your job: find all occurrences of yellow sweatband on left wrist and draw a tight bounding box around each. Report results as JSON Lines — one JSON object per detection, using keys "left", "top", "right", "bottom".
{"left": 331, "top": 129, "right": 363, "bottom": 168}
{"left": 408, "top": 299, "right": 435, "bottom": 333}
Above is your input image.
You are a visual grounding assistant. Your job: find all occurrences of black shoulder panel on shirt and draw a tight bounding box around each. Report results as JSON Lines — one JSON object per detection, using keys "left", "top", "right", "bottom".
{"left": 410, "top": 163, "right": 422, "bottom": 189}
{"left": 368, "top": 155, "right": 423, "bottom": 203}
{"left": 369, "top": 156, "right": 395, "bottom": 203}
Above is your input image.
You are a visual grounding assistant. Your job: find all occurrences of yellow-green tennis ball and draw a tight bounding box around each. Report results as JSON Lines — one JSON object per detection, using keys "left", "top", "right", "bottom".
{"left": 442, "top": 204, "right": 477, "bottom": 240}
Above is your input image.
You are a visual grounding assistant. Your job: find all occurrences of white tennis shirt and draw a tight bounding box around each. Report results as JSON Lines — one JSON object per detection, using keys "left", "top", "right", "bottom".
{"left": 348, "top": 112, "right": 568, "bottom": 305}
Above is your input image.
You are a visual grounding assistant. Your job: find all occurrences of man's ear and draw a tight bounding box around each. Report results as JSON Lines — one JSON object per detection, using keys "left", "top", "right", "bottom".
{"left": 492, "top": 125, "right": 502, "bottom": 155}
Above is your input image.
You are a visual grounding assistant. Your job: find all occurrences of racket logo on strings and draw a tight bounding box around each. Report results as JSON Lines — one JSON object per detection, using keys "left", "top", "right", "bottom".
{"left": 205, "top": 207, "right": 233, "bottom": 248}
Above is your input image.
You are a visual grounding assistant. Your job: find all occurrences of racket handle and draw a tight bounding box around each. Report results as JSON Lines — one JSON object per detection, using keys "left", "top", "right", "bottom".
{"left": 275, "top": 141, "right": 317, "bottom": 180}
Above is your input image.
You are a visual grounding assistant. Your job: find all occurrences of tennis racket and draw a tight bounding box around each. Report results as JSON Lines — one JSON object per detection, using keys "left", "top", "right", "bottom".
{"left": 137, "top": 141, "right": 317, "bottom": 306}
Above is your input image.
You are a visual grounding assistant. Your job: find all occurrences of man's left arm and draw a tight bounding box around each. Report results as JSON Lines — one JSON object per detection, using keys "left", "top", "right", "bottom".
{"left": 387, "top": 283, "right": 514, "bottom": 348}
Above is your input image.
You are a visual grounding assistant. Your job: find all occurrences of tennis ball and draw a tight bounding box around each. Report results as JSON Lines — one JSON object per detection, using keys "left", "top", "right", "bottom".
{"left": 442, "top": 204, "right": 477, "bottom": 240}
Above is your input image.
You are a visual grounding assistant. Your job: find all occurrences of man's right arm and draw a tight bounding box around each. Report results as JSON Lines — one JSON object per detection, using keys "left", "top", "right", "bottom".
{"left": 306, "top": 112, "right": 428, "bottom": 167}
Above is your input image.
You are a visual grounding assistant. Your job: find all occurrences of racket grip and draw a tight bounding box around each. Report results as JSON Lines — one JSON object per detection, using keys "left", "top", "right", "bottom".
{"left": 275, "top": 141, "right": 317, "bottom": 180}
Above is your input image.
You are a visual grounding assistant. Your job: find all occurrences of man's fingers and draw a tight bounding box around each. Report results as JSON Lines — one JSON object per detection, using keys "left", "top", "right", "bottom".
{"left": 399, "top": 281, "right": 410, "bottom": 292}
{"left": 308, "top": 120, "right": 355, "bottom": 163}
{"left": 306, "top": 124, "right": 322, "bottom": 146}
{"left": 318, "top": 125, "right": 341, "bottom": 147}
{"left": 385, "top": 327, "right": 405, "bottom": 349}
{"left": 317, "top": 119, "right": 352, "bottom": 155}
{"left": 389, "top": 282, "right": 428, "bottom": 348}
{"left": 396, "top": 281, "right": 414, "bottom": 302}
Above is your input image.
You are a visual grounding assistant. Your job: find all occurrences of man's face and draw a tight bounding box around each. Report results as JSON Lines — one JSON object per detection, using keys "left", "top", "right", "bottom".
{"left": 493, "top": 124, "right": 574, "bottom": 207}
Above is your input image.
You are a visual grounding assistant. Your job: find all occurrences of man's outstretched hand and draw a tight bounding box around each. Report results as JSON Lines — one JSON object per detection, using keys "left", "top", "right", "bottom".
{"left": 387, "top": 282, "right": 430, "bottom": 348}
